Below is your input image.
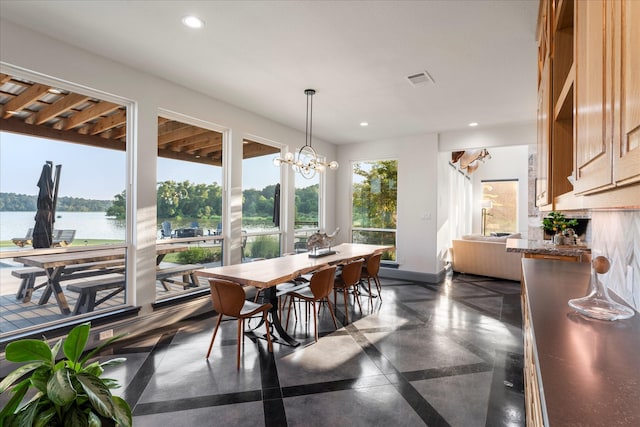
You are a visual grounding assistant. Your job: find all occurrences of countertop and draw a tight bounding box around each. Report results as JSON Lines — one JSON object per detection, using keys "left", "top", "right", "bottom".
{"left": 506, "top": 238, "right": 590, "bottom": 257}
{"left": 521, "top": 259, "right": 640, "bottom": 426}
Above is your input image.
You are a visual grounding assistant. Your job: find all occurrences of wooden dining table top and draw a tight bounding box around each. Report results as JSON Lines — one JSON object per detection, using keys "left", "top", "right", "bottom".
{"left": 196, "top": 243, "right": 393, "bottom": 289}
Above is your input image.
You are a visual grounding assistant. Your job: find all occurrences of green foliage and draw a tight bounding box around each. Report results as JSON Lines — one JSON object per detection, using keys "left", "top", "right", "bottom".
{"left": 0, "top": 322, "right": 132, "bottom": 427}
{"left": 352, "top": 161, "right": 398, "bottom": 229}
{"left": 249, "top": 235, "right": 280, "bottom": 259}
{"left": 541, "top": 211, "right": 579, "bottom": 234}
{"left": 177, "top": 247, "right": 220, "bottom": 264}
{"left": 106, "top": 191, "right": 126, "bottom": 219}
{"left": 0, "top": 192, "right": 112, "bottom": 212}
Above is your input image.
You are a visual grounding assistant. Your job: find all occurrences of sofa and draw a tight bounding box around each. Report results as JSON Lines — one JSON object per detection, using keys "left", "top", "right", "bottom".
{"left": 451, "top": 233, "right": 523, "bottom": 281}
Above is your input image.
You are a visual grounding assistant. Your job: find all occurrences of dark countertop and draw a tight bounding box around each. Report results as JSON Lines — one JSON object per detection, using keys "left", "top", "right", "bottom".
{"left": 521, "top": 259, "right": 640, "bottom": 426}
{"left": 507, "top": 238, "right": 590, "bottom": 257}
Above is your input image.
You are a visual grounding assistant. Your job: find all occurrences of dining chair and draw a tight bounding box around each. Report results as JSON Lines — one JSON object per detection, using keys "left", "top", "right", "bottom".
{"left": 333, "top": 259, "right": 364, "bottom": 324}
{"left": 285, "top": 265, "right": 338, "bottom": 342}
{"left": 361, "top": 252, "right": 383, "bottom": 301}
{"left": 207, "top": 279, "right": 273, "bottom": 370}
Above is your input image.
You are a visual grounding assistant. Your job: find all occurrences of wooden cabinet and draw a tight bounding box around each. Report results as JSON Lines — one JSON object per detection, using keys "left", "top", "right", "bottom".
{"left": 612, "top": 0, "right": 640, "bottom": 187}
{"left": 536, "top": 0, "right": 575, "bottom": 209}
{"left": 537, "top": 0, "right": 640, "bottom": 209}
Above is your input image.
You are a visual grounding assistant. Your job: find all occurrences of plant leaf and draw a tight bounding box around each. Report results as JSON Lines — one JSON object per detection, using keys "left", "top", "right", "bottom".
{"left": 87, "top": 410, "right": 102, "bottom": 427}
{"left": 50, "top": 338, "right": 62, "bottom": 365}
{"left": 112, "top": 395, "right": 133, "bottom": 427}
{"left": 47, "top": 367, "right": 77, "bottom": 406}
{"left": 64, "top": 322, "right": 91, "bottom": 366}
{"left": 0, "top": 380, "right": 29, "bottom": 422}
{"left": 100, "top": 358, "right": 127, "bottom": 369}
{"left": 82, "top": 332, "right": 127, "bottom": 365}
{"left": 33, "top": 407, "right": 57, "bottom": 427}
{"left": 30, "top": 365, "right": 53, "bottom": 394}
{"left": 0, "top": 362, "right": 43, "bottom": 393}
{"left": 83, "top": 361, "right": 104, "bottom": 377}
{"left": 76, "top": 372, "right": 115, "bottom": 419}
{"left": 63, "top": 404, "right": 87, "bottom": 427}
{"left": 5, "top": 340, "right": 52, "bottom": 364}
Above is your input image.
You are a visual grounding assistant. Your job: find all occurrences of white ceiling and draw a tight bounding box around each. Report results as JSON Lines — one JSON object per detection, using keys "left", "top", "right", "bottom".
{"left": 0, "top": 0, "right": 539, "bottom": 145}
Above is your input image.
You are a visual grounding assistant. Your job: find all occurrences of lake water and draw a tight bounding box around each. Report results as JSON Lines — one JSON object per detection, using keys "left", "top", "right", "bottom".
{"left": 1, "top": 211, "right": 126, "bottom": 242}
{"left": 0, "top": 211, "right": 278, "bottom": 244}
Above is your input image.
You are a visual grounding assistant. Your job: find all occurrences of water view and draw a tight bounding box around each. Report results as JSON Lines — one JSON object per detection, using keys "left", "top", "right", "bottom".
{"left": 0, "top": 211, "right": 126, "bottom": 243}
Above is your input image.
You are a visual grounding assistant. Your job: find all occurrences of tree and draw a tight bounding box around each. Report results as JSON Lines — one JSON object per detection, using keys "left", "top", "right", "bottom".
{"left": 352, "top": 161, "right": 397, "bottom": 229}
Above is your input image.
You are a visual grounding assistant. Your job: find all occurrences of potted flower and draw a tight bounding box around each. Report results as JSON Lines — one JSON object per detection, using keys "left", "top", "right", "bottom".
{"left": 541, "top": 211, "right": 578, "bottom": 244}
{"left": 0, "top": 322, "right": 132, "bottom": 427}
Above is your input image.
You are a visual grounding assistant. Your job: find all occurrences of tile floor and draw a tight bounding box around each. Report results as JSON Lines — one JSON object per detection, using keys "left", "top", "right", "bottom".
{"left": 100, "top": 271, "right": 525, "bottom": 426}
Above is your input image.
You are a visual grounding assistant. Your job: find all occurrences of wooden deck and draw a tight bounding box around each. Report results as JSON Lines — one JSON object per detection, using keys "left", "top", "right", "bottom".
{"left": 0, "top": 269, "right": 208, "bottom": 335}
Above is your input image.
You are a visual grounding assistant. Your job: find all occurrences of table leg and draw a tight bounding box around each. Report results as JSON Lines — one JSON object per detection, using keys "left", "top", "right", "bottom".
{"left": 38, "top": 267, "right": 71, "bottom": 315}
{"left": 263, "top": 287, "right": 300, "bottom": 347}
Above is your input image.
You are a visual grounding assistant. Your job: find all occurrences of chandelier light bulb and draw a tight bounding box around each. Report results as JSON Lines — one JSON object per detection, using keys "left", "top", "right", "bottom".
{"left": 329, "top": 161, "right": 339, "bottom": 170}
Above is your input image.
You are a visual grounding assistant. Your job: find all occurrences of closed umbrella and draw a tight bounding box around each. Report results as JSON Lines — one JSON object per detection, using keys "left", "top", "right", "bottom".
{"left": 32, "top": 162, "right": 54, "bottom": 248}
{"left": 273, "top": 183, "right": 280, "bottom": 227}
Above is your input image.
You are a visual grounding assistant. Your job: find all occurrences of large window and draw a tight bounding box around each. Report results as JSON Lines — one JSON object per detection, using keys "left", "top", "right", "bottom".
{"left": 242, "top": 139, "right": 280, "bottom": 260}
{"left": 481, "top": 179, "right": 518, "bottom": 235}
{"left": 155, "top": 116, "right": 225, "bottom": 300}
{"left": 293, "top": 170, "right": 320, "bottom": 252}
{"left": 351, "top": 160, "right": 397, "bottom": 260}
{"left": 0, "top": 72, "right": 130, "bottom": 335}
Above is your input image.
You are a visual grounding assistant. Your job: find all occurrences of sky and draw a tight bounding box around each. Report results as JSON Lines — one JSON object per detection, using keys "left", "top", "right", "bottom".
{"left": 0, "top": 132, "right": 282, "bottom": 201}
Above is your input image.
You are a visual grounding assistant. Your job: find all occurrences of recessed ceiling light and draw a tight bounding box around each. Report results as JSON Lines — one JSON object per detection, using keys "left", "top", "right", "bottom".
{"left": 469, "top": 122, "right": 478, "bottom": 127}
{"left": 48, "top": 88, "right": 63, "bottom": 95}
{"left": 182, "top": 15, "right": 204, "bottom": 29}
{"left": 360, "top": 122, "right": 369, "bottom": 127}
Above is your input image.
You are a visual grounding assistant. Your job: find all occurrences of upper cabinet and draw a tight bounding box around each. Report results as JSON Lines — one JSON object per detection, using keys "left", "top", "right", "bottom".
{"left": 537, "top": 0, "right": 640, "bottom": 209}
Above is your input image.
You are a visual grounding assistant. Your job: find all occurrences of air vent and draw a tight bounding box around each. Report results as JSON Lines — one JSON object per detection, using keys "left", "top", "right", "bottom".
{"left": 407, "top": 70, "right": 435, "bottom": 87}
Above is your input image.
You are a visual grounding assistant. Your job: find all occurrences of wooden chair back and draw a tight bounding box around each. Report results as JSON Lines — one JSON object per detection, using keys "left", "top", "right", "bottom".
{"left": 340, "top": 259, "right": 364, "bottom": 287}
{"left": 365, "top": 253, "right": 382, "bottom": 276}
{"left": 209, "top": 279, "right": 246, "bottom": 317}
{"left": 309, "top": 265, "right": 337, "bottom": 299}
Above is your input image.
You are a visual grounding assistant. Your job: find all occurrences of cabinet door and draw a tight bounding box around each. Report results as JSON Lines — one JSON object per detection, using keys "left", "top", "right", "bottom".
{"left": 536, "top": 60, "right": 551, "bottom": 207}
{"left": 574, "top": 0, "right": 613, "bottom": 194}
{"left": 613, "top": 0, "right": 640, "bottom": 186}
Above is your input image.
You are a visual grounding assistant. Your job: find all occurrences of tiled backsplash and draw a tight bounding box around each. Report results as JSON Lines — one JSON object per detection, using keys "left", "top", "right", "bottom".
{"left": 591, "top": 210, "right": 640, "bottom": 311}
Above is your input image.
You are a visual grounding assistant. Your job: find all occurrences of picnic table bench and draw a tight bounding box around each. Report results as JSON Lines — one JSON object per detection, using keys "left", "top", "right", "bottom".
{"left": 156, "top": 263, "right": 203, "bottom": 290}
{"left": 67, "top": 277, "right": 126, "bottom": 314}
{"left": 13, "top": 259, "right": 125, "bottom": 303}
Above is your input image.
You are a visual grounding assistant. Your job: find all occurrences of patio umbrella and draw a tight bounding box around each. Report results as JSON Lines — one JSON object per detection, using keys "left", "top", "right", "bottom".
{"left": 273, "top": 183, "right": 280, "bottom": 227}
{"left": 32, "top": 162, "right": 54, "bottom": 248}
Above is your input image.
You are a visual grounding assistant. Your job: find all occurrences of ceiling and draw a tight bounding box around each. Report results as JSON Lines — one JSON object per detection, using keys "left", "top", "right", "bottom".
{"left": 0, "top": 0, "right": 539, "bottom": 145}
{"left": 0, "top": 73, "right": 277, "bottom": 166}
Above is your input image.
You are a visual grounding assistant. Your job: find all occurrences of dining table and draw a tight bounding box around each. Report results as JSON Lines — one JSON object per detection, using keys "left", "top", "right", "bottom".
{"left": 195, "top": 243, "right": 394, "bottom": 346}
{"left": 14, "top": 242, "right": 192, "bottom": 315}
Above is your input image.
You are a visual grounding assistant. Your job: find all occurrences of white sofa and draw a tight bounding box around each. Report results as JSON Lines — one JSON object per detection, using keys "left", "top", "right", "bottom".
{"left": 451, "top": 234, "right": 523, "bottom": 281}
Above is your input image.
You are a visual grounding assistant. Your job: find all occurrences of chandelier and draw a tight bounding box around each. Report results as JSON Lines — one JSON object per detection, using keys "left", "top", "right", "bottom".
{"left": 273, "top": 89, "right": 339, "bottom": 179}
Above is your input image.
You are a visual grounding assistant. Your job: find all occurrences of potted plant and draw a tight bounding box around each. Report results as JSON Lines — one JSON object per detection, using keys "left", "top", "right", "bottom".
{"left": 541, "top": 211, "right": 578, "bottom": 244}
{"left": 0, "top": 322, "right": 132, "bottom": 427}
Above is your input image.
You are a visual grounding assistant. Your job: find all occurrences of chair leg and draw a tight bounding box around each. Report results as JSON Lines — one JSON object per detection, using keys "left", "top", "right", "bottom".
{"left": 263, "top": 312, "right": 273, "bottom": 352}
{"left": 312, "top": 301, "right": 318, "bottom": 342}
{"left": 374, "top": 275, "right": 382, "bottom": 298}
{"left": 326, "top": 298, "right": 338, "bottom": 329}
{"left": 237, "top": 318, "right": 243, "bottom": 370}
{"left": 207, "top": 314, "right": 223, "bottom": 358}
{"left": 342, "top": 289, "right": 349, "bottom": 324}
{"left": 353, "top": 286, "right": 363, "bottom": 313}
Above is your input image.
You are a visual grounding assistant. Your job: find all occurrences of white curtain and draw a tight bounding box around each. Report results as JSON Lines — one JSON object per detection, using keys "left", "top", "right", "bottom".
{"left": 448, "top": 163, "right": 472, "bottom": 242}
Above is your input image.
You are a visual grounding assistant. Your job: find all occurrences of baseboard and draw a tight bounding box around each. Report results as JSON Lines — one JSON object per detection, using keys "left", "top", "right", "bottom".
{"left": 379, "top": 266, "right": 447, "bottom": 284}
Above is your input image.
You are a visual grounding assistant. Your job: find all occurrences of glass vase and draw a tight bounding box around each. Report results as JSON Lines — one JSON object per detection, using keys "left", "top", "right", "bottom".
{"left": 568, "top": 256, "right": 635, "bottom": 321}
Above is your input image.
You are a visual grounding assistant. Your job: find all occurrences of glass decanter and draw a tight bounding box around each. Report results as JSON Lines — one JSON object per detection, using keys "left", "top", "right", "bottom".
{"left": 568, "top": 256, "right": 635, "bottom": 321}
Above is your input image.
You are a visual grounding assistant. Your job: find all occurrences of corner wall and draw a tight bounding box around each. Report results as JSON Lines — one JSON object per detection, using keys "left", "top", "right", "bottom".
{"left": 336, "top": 133, "right": 442, "bottom": 281}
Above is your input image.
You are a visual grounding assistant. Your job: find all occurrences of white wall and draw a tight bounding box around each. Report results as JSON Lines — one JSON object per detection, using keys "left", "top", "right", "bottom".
{"left": 336, "top": 134, "right": 441, "bottom": 278}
